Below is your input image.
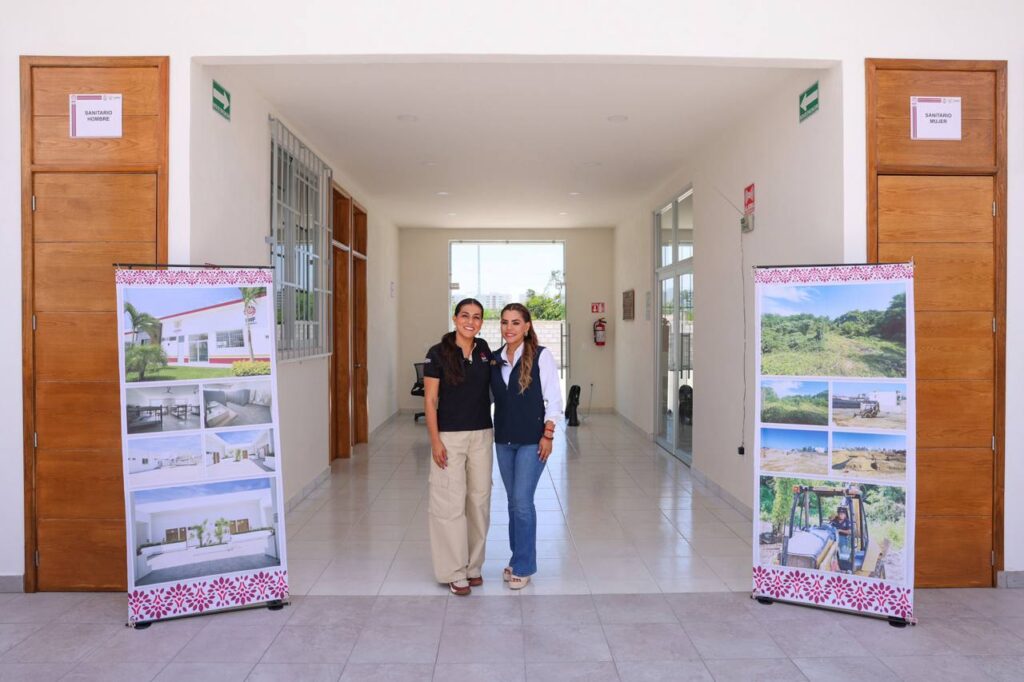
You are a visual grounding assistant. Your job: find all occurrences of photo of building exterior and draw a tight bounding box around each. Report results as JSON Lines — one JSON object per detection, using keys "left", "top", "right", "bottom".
{"left": 122, "top": 287, "right": 272, "bottom": 382}
{"left": 204, "top": 429, "right": 276, "bottom": 478}
{"left": 125, "top": 435, "right": 204, "bottom": 488}
{"left": 130, "top": 478, "right": 280, "bottom": 587}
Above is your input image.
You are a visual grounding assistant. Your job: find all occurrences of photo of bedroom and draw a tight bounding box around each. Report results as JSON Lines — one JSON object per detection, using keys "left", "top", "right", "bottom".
{"left": 203, "top": 381, "right": 273, "bottom": 428}
{"left": 204, "top": 429, "right": 277, "bottom": 479}
{"left": 125, "top": 385, "right": 202, "bottom": 434}
{"left": 126, "top": 435, "right": 204, "bottom": 487}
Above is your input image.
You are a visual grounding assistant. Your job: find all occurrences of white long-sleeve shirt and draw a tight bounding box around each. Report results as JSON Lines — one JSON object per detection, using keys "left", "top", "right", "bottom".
{"left": 498, "top": 344, "right": 563, "bottom": 423}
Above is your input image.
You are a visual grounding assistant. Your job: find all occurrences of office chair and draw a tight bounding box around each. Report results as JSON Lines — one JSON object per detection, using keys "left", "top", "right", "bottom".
{"left": 411, "top": 362, "right": 426, "bottom": 422}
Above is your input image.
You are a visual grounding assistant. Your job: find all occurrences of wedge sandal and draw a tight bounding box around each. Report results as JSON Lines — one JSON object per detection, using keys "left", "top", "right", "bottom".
{"left": 508, "top": 574, "right": 530, "bottom": 590}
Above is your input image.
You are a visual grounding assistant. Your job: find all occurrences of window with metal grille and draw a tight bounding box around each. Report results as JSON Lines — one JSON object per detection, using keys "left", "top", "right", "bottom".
{"left": 216, "top": 329, "right": 245, "bottom": 349}
{"left": 270, "top": 117, "right": 333, "bottom": 360}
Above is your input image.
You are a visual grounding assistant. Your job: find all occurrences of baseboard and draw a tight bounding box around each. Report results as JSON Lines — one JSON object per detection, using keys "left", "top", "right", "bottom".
{"left": 0, "top": 575, "right": 24, "bottom": 593}
{"left": 690, "top": 465, "right": 753, "bottom": 520}
{"left": 286, "top": 466, "right": 330, "bottom": 512}
{"left": 997, "top": 571, "right": 1024, "bottom": 588}
{"left": 614, "top": 410, "right": 655, "bottom": 440}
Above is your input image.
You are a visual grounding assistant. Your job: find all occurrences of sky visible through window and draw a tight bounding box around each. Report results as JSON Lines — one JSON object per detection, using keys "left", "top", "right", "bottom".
{"left": 450, "top": 242, "right": 565, "bottom": 309}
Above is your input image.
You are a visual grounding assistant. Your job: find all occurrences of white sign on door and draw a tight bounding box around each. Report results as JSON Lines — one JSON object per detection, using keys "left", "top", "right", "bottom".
{"left": 910, "top": 96, "right": 961, "bottom": 141}
{"left": 69, "top": 93, "right": 123, "bottom": 138}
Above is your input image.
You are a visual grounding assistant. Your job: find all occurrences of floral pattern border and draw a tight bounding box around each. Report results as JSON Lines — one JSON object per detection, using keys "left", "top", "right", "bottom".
{"left": 115, "top": 268, "right": 273, "bottom": 286}
{"left": 752, "top": 566, "right": 914, "bottom": 622}
{"left": 128, "top": 570, "right": 288, "bottom": 623}
{"left": 754, "top": 263, "right": 913, "bottom": 284}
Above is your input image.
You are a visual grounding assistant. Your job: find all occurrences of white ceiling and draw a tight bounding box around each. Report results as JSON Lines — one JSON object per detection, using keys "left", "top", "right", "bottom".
{"left": 216, "top": 62, "right": 816, "bottom": 228}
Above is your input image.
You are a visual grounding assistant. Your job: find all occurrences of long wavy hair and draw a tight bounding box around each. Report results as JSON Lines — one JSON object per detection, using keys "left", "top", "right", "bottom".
{"left": 501, "top": 303, "right": 539, "bottom": 395}
{"left": 439, "top": 298, "right": 484, "bottom": 385}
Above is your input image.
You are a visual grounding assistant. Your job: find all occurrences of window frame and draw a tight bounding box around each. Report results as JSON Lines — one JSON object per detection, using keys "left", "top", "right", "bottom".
{"left": 270, "top": 117, "right": 333, "bottom": 361}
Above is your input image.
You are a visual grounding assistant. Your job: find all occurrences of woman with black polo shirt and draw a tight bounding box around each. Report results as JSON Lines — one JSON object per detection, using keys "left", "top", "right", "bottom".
{"left": 422, "top": 298, "right": 494, "bottom": 596}
{"left": 491, "top": 303, "right": 562, "bottom": 589}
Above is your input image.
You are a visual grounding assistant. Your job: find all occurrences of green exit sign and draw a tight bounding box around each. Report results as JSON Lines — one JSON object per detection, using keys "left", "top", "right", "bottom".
{"left": 799, "top": 81, "right": 819, "bottom": 122}
{"left": 212, "top": 80, "right": 231, "bottom": 121}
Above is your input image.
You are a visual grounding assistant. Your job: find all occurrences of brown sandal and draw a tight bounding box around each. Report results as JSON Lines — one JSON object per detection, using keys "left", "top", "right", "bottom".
{"left": 449, "top": 581, "right": 471, "bottom": 596}
{"left": 468, "top": 576, "right": 483, "bottom": 587}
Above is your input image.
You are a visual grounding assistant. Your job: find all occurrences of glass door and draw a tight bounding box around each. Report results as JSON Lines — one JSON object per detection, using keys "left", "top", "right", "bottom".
{"left": 654, "top": 189, "right": 694, "bottom": 465}
{"left": 656, "top": 276, "right": 677, "bottom": 450}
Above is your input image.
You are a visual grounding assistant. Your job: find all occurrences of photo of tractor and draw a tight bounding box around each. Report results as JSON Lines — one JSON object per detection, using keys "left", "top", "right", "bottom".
{"left": 778, "top": 484, "right": 888, "bottom": 577}
{"left": 759, "top": 477, "right": 906, "bottom": 581}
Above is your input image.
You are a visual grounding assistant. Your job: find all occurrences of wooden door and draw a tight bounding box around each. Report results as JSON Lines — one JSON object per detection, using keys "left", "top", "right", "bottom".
{"left": 22, "top": 57, "right": 169, "bottom": 591}
{"left": 867, "top": 59, "right": 1005, "bottom": 587}
{"left": 330, "top": 188, "right": 352, "bottom": 460}
{"left": 352, "top": 206, "right": 369, "bottom": 443}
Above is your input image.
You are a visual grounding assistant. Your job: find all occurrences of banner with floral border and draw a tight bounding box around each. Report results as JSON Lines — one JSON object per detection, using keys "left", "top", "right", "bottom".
{"left": 753, "top": 263, "right": 915, "bottom": 623}
{"left": 116, "top": 268, "right": 288, "bottom": 623}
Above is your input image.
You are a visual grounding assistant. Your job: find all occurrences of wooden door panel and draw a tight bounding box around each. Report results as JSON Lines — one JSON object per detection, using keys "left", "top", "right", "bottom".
{"left": 35, "top": 381, "right": 121, "bottom": 450}
{"left": 34, "top": 173, "right": 156, "bottom": 243}
{"left": 37, "top": 520, "right": 127, "bottom": 591}
{"left": 874, "top": 69, "right": 995, "bottom": 169}
{"left": 36, "top": 449, "right": 124, "bottom": 520}
{"left": 875, "top": 70, "right": 995, "bottom": 119}
{"left": 915, "top": 516, "right": 992, "bottom": 587}
{"left": 35, "top": 312, "right": 119, "bottom": 382}
{"left": 353, "top": 257, "right": 369, "bottom": 442}
{"left": 34, "top": 241, "right": 154, "bottom": 312}
{"left": 917, "top": 381, "right": 993, "bottom": 448}
{"left": 916, "top": 312, "right": 993, "bottom": 381}
{"left": 33, "top": 116, "right": 161, "bottom": 165}
{"left": 332, "top": 245, "right": 351, "bottom": 459}
{"left": 917, "top": 449, "right": 993, "bottom": 516}
{"left": 32, "top": 67, "right": 161, "bottom": 116}
{"left": 875, "top": 120, "right": 994, "bottom": 169}
{"left": 879, "top": 242, "right": 993, "bottom": 311}
{"left": 877, "top": 176, "right": 993, "bottom": 243}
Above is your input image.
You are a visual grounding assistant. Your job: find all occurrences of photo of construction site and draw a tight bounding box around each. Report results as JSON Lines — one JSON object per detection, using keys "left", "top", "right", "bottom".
{"left": 760, "top": 427, "right": 828, "bottom": 476}
{"left": 831, "top": 380, "right": 907, "bottom": 430}
{"left": 831, "top": 431, "right": 907, "bottom": 481}
{"left": 758, "top": 476, "right": 907, "bottom": 583}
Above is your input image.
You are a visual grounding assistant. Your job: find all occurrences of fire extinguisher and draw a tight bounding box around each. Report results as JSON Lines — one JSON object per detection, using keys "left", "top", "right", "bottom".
{"left": 593, "top": 318, "right": 607, "bottom": 346}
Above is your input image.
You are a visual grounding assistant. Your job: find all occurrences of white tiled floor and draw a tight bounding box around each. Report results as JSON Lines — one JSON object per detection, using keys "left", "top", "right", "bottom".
{"left": 285, "top": 414, "right": 753, "bottom": 596}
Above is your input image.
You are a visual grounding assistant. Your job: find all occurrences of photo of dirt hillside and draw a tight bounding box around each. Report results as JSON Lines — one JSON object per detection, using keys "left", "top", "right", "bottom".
{"left": 760, "top": 282, "right": 907, "bottom": 378}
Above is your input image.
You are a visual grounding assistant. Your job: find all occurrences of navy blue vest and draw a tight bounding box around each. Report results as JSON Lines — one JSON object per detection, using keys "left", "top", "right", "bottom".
{"left": 491, "top": 345, "right": 546, "bottom": 444}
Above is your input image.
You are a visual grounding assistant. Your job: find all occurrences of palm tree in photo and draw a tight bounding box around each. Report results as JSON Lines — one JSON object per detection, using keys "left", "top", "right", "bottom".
{"left": 239, "top": 287, "right": 263, "bottom": 361}
{"left": 124, "top": 302, "right": 162, "bottom": 345}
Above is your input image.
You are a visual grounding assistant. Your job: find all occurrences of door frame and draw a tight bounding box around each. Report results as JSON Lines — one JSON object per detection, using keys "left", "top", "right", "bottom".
{"left": 865, "top": 58, "right": 1007, "bottom": 582}
{"left": 20, "top": 56, "right": 169, "bottom": 592}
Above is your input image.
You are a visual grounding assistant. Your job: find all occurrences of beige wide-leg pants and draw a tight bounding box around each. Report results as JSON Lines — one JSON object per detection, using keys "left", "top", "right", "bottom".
{"left": 429, "top": 428, "right": 494, "bottom": 583}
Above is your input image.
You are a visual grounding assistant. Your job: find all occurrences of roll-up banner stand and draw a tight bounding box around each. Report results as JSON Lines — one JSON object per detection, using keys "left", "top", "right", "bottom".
{"left": 752, "top": 263, "right": 916, "bottom": 625}
{"left": 115, "top": 267, "right": 289, "bottom": 626}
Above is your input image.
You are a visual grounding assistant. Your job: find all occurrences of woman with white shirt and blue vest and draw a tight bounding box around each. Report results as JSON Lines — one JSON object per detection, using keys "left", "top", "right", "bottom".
{"left": 491, "top": 302, "right": 563, "bottom": 589}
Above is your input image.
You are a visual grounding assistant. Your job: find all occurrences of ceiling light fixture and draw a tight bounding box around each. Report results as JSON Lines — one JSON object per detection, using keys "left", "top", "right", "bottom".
{"left": 606, "top": 115, "right": 629, "bottom": 123}
{"left": 397, "top": 114, "right": 419, "bottom": 122}
{"left": 568, "top": 192, "right": 581, "bottom": 197}
{"left": 435, "top": 191, "right": 449, "bottom": 197}
{"left": 421, "top": 160, "right": 437, "bottom": 167}
{"left": 558, "top": 212, "right": 569, "bottom": 216}
{"left": 447, "top": 212, "right": 457, "bottom": 217}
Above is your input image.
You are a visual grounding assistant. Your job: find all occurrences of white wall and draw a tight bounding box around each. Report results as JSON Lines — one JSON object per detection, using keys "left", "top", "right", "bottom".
{"left": 189, "top": 64, "right": 401, "bottom": 503}
{"left": 615, "top": 67, "right": 844, "bottom": 510}
{"left": 398, "top": 228, "right": 615, "bottom": 412}
{"left": 2, "top": 0, "right": 1023, "bottom": 579}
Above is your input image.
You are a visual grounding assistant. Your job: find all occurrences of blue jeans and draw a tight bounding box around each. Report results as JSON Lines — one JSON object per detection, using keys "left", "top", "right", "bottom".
{"left": 495, "top": 443, "right": 547, "bottom": 577}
